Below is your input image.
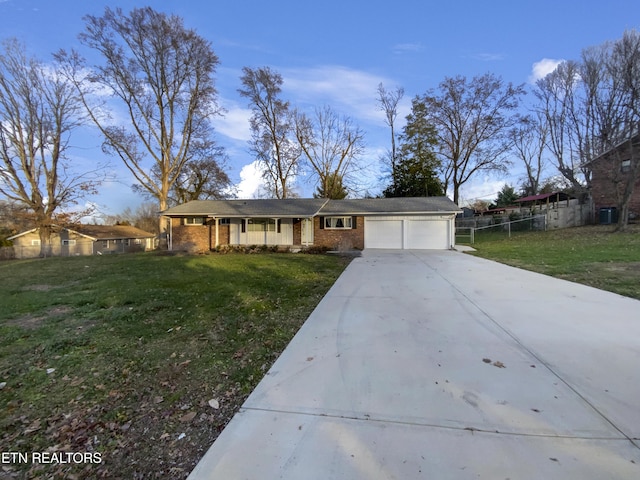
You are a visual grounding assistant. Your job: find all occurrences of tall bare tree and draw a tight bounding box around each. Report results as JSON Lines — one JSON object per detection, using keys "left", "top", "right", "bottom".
{"left": 376, "top": 83, "right": 404, "bottom": 187}
{"left": 536, "top": 30, "right": 640, "bottom": 228}
{"left": 239, "top": 66, "right": 301, "bottom": 199}
{"left": 415, "top": 74, "right": 525, "bottom": 204}
{"left": 589, "top": 30, "right": 640, "bottom": 229}
{"left": 510, "top": 114, "right": 548, "bottom": 196}
{"left": 0, "top": 39, "right": 103, "bottom": 256}
{"left": 57, "top": 7, "right": 223, "bottom": 230}
{"left": 294, "top": 105, "right": 365, "bottom": 199}
{"left": 534, "top": 61, "right": 589, "bottom": 191}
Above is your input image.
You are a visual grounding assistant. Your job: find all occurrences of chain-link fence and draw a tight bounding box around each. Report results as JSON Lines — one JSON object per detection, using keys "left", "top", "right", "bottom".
{"left": 456, "top": 215, "right": 547, "bottom": 245}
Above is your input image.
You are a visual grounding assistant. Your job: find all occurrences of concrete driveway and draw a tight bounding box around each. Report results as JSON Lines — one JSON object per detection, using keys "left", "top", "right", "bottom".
{"left": 189, "top": 250, "right": 640, "bottom": 479}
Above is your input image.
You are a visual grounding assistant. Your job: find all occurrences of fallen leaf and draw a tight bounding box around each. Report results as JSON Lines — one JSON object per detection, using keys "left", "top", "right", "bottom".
{"left": 46, "top": 368, "right": 56, "bottom": 374}
{"left": 24, "top": 419, "right": 41, "bottom": 434}
{"left": 179, "top": 411, "right": 196, "bottom": 423}
{"left": 208, "top": 399, "right": 220, "bottom": 409}
{"left": 492, "top": 361, "right": 506, "bottom": 368}
{"left": 153, "top": 396, "right": 164, "bottom": 404}
{"left": 482, "top": 358, "right": 492, "bottom": 364}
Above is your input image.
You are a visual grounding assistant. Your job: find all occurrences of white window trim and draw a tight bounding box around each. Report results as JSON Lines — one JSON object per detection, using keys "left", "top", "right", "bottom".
{"left": 325, "top": 216, "right": 353, "bottom": 229}
{"left": 62, "top": 239, "right": 76, "bottom": 246}
{"left": 31, "top": 239, "right": 41, "bottom": 246}
{"left": 184, "top": 217, "right": 204, "bottom": 225}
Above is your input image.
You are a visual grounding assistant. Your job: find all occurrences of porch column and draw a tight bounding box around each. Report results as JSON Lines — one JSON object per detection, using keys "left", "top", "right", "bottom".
{"left": 215, "top": 217, "right": 219, "bottom": 247}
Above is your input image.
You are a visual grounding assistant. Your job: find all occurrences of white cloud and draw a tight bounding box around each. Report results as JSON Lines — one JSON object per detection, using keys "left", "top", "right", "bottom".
{"left": 235, "top": 160, "right": 265, "bottom": 198}
{"left": 529, "top": 58, "right": 564, "bottom": 84}
{"left": 455, "top": 178, "right": 508, "bottom": 207}
{"left": 282, "top": 65, "right": 393, "bottom": 122}
{"left": 212, "top": 102, "right": 252, "bottom": 142}
{"left": 472, "top": 53, "right": 505, "bottom": 62}
{"left": 392, "top": 43, "right": 425, "bottom": 54}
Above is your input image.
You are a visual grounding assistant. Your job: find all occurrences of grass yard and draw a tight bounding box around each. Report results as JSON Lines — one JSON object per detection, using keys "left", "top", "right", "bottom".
{"left": 0, "top": 252, "right": 351, "bottom": 479}
{"left": 469, "top": 225, "right": 640, "bottom": 300}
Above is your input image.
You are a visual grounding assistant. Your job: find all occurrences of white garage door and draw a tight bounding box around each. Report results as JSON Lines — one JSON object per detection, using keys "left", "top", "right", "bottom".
{"left": 365, "top": 217, "right": 450, "bottom": 250}
{"left": 364, "top": 219, "right": 403, "bottom": 249}
{"left": 406, "top": 219, "right": 449, "bottom": 249}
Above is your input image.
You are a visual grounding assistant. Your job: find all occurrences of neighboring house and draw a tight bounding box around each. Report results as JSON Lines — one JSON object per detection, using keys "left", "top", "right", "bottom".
{"left": 161, "top": 197, "right": 461, "bottom": 251}
{"left": 7, "top": 224, "right": 156, "bottom": 259}
{"left": 589, "top": 132, "right": 640, "bottom": 224}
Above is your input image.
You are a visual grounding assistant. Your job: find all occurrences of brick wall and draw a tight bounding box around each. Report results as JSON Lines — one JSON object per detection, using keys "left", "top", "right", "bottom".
{"left": 172, "top": 223, "right": 211, "bottom": 251}
{"left": 591, "top": 155, "right": 640, "bottom": 220}
{"left": 313, "top": 216, "right": 364, "bottom": 250}
{"left": 171, "top": 220, "right": 233, "bottom": 251}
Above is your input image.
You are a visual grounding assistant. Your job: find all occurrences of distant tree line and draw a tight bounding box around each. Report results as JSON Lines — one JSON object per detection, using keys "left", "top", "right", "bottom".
{"left": 1, "top": 4, "right": 639, "bottom": 254}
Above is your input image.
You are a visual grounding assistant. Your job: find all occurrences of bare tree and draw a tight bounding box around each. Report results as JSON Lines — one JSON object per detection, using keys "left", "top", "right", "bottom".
{"left": 0, "top": 39, "right": 103, "bottom": 256}
{"left": 294, "top": 105, "right": 365, "bottom": 199}
{"left": 600, "top": 31, "right": 640, "bottom": 229}
{"left": 416, "top": 74, "right": 525, "bottom": 204}
{"left": 57, "top": 7, "right": 223, "bottom": 230}
{"left": 135, "top": 154, "right": 232, "bottom": 205}
{"left": 238, "top": 66, "right": 301, "bottom": 199}
{"left": 376, "top": 83, "right": 404, "bottom": 187}
{"left": 510, "top": 114, "right": 548, "bottom": 196}
{"left": 103, "top": 202, "right": 159, "bottom": 234}
{"left": 536, "top": 30, "right": 640, "bottom": 228}
{"left": 534, "top": 61, "right": 589, "bottom": 191}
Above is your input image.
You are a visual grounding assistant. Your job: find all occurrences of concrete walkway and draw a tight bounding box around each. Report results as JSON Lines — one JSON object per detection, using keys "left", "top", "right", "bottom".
{"left": 189, "top": 250, "right": 640, "bottom": 479}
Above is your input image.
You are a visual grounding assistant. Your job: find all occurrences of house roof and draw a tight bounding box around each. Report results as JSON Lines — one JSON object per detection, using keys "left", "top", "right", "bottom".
{"left": 515, "top": 192, "right": 574, "bottom": 203}
{"left": 317, "top": 197, "right": 460, "bottom": 215}
{"left": 161, "top": 197, "right": 460, "bottom": 218}
{"left": 586, "top": 130, "right": 640, "bottom": 165}
{"left": 161, "top": 198, "right": 329, "bottom": 218}
{"left": 7, "top": 224, "right": 155, "bottom": 241}
{"left": 72, "top": 225, "right": 156, "bottom": 240}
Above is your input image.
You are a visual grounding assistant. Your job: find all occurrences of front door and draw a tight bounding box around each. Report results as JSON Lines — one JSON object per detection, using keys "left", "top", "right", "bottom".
{"left": 301, "top": 218, "right": 313, "bottom": 245}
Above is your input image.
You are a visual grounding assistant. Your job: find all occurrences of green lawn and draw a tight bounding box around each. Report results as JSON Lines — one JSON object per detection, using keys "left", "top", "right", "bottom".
{"left": 468, "top": 225, "right": 640, "bottom": 300}
{"left": 0, "top": 252, "right": 350, "bottom": 479}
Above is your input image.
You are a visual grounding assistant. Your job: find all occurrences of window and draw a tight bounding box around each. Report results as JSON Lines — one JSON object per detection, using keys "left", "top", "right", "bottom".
{"left": 61, "top": 239, "right": 76, "bottom": 246}
{"left": 184, "top": 217, "right": 204, "bottom": 225}
{"left": 621, "top": 159, "right": 631, "bottom": 173}
{"left": 247, "top": 218, "right": 276, "bottom": 232}
{"left": 218, "top": 218, "right": 231, "bottom": 225}
{"left": 31, "top": 239, "right": 41, "bottom": 246}
{"left": 324, "top": 216, "right": 353, "bottom": 229}
{"left": 134, "top": 239, "right": 142, "bottom": 245}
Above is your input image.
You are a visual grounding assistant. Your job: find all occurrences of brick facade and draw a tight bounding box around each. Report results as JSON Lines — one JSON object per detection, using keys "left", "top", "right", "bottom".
{"left": 590, "top": 144, "right": 640, "bottom": 222}
{"left": 313, "top": 216, "right": 364, "bottom": 250}
{"left": 171, "top": 216, "right": 365, "bottom": 251}
{"left": 171, "top": 219, "right": 231, "bottom": 251}
{"left": 172, "top": 223, "right": 211, "bottom": 252}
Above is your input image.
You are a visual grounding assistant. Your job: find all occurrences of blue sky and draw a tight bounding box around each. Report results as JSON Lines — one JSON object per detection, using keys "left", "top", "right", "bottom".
{"left": 1, "top": 0, "right": 639, "bottom": 217}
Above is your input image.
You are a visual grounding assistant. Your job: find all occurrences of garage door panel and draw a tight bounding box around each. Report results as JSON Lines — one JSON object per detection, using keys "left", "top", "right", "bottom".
{"left": 365, "top": 219, "right": 402, "bottom": 249}
{"left": 406, "top": 219, "right": 448, "bottom": 249}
